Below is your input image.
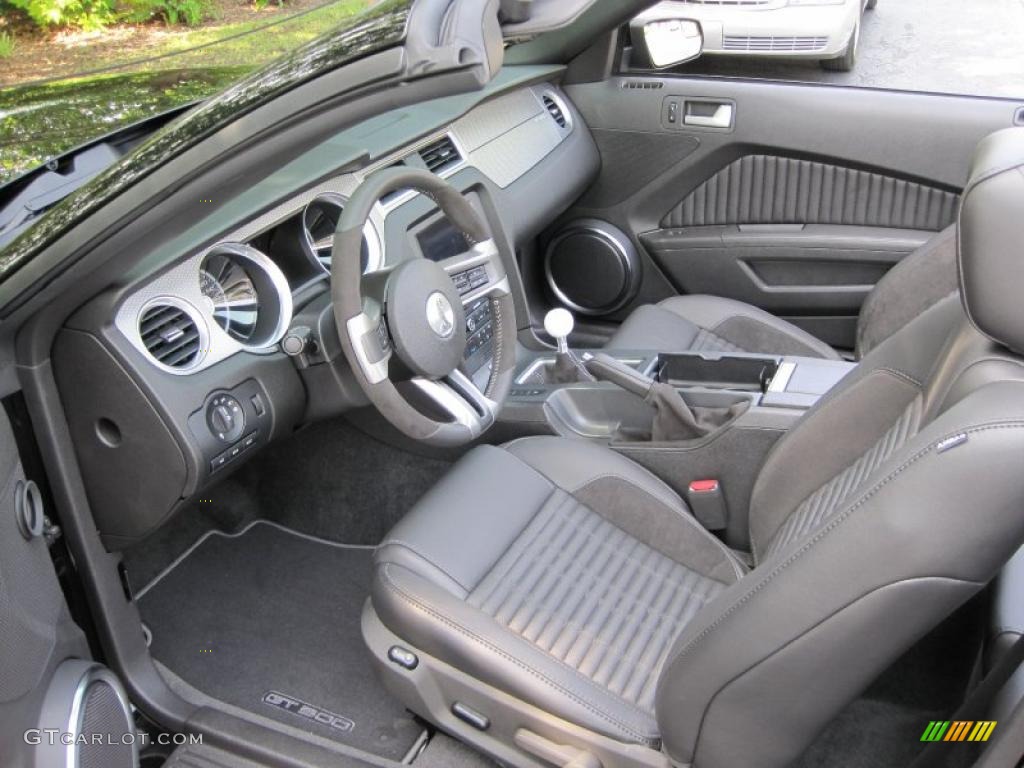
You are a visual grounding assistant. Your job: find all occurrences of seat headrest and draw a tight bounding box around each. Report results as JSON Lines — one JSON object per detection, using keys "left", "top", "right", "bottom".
{"left": 958, "top": 127, "right": 1024, "bottom": 355}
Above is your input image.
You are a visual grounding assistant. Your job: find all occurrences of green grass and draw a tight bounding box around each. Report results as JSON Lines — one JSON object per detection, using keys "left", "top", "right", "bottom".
{"left": 0, "top": 0, "right": 376, "bottom": 184}
{"left": 0, "top": 31, "right": 15, "bottom": 59}
{"left": 99, "top": 0, "right": 373, "bottom": 75}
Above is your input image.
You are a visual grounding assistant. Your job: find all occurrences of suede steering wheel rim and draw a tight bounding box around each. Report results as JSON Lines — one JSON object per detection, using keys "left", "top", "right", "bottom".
{"left": 331, "top": 167, "right": 516, "bottom": 447}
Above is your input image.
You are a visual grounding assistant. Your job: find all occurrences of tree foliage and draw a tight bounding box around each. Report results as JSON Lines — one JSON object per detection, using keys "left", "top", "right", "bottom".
{"left": 123, "top": 0, "right": 213, "bottom": 27}
{"left": 1, "top": 0, "right": 215, "bottom": 30}
{"left": 5, "top": 0, "right": 116, "bottom": 30}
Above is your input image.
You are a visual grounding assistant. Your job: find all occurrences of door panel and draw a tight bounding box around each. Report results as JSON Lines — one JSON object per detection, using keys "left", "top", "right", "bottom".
{"left": 0, "top": 402, "right": 92, "bottom": 768}
{"left": 660, "top": 154, "right": 959, "bottom": 231}
{"left": 560, "top": 74, "right": 1021, "bottom": 348}
{"left": 642, "top": 224, "right": 930, "bottom": 347}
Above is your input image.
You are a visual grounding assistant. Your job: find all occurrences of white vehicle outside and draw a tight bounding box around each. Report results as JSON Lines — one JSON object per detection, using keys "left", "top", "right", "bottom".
{"left": 638, "top": 0, "right": 875, "bottom": 72}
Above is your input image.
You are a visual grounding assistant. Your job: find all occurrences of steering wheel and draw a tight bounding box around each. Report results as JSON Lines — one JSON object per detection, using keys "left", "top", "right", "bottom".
{"left": 331, "top": 167, "right": 517, "bottom": 446}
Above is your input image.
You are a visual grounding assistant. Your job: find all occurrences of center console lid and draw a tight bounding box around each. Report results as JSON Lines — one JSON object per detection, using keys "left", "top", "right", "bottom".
{"left": 647, "top": 351, "right": 854, "bottom": 408}
{"left": 760, "top": 356, "right": 856, "bottom": 409}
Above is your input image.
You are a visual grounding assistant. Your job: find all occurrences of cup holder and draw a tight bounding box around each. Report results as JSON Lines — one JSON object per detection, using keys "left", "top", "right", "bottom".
{"left": 546, "top": 386, "right": 754, "bottom": 443}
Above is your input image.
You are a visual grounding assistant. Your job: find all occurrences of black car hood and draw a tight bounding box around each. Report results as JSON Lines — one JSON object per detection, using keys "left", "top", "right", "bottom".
{"left": 0, "top": 67, "right": 251, "bottom": 193}
{"left": 0, "top": 69, "right": 256, "bottom": 249}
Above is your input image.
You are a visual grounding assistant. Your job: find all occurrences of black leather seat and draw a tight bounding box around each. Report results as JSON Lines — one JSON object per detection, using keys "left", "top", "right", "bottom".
{"left": 607, "top": 224, "right": 958, "bottom": 360}
{"left": 374, "top": 436, "right": 743, "bottom": 747}
{"left": 365, "top": 129, "right": 1024, "bottom": 768}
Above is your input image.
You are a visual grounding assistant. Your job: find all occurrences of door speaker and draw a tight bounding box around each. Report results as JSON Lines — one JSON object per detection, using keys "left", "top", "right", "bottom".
{"left": 35, "top": 659, "right": 138, "bottom": 768}
{"left": 544, "top": 220, "right": 640, "bottom": 316}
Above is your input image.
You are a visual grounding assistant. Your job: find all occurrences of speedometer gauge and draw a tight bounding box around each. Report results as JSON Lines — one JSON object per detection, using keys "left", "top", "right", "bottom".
{"left": 197, "top": 243, "right": 292, "bottom": 350}
{"left": 200, "top": 253, "right": 259, "bottom": 343}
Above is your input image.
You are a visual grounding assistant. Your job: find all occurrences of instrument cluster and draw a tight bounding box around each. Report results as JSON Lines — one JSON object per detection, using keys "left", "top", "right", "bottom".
{"left": 116, "top": 192, "right": 380, "bottom": 375}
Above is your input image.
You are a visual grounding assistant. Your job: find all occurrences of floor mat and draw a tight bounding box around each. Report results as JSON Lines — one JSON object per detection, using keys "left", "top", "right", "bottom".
{"left": 137, "top": 521, "right": 423, "bottom": 760}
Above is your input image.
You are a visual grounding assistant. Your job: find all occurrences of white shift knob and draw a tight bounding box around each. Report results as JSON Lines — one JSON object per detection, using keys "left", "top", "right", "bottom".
{"left": 544, "top": 308, "right": 574, "bottom": 354}
{"left": 544, "top": 308, "right": 574, "bottom": 340}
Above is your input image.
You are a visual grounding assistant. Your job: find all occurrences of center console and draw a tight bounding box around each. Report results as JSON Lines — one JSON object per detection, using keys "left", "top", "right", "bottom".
{"left": 509, "top": 349, "right": 852, "bottom": 440}
{"left": 502, "top": 313, "right": 856, "bottom": 549}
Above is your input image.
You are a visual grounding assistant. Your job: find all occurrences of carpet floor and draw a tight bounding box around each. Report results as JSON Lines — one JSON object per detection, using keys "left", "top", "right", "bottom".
{"left": 137, "top": 521, "right": 423, "bottom": 761}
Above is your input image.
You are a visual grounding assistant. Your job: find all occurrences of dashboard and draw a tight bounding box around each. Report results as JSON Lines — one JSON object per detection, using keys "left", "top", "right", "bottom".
{"left": 113, "top": 85, "right": 574, "bottom": 378}
{"left": 54, "top": 74, "right": 599, "bottom": 549}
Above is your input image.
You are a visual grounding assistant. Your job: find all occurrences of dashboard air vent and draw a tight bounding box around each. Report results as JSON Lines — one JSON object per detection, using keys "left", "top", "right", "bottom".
{"left": 543, "top": 95, "right": 567, "bottom": 128}
{"left": 418, "top": 136, "right": 462, "bottom": 174}
{"left": 139, "top": 303, "right": 201, "bottom": 369}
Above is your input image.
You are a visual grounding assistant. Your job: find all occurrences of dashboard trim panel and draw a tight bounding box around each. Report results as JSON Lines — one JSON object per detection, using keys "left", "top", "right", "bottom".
{"left": 114, "top": 85, "right": 575, "bottom": 376}
{"left": 115, "top": 242, "right": 293, "bottom": 375}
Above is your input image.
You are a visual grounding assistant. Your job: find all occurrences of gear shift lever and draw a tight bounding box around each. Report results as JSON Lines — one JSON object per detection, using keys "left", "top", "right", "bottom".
{"left": 544, "top": 308, "right": 574, "bottom": 354}
{"left": 543, "top": 308, "right": 593, "bottom": 384}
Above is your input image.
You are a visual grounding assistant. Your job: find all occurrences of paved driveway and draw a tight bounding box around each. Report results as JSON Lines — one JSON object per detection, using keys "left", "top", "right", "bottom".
{"left": 679, "top": 0, "right": 1024, "bottom": 100}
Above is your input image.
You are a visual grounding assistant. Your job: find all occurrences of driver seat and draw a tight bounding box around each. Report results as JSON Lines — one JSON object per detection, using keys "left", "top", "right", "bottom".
{"left": 364, "top": 129, "right": 1024, "bottom": 768}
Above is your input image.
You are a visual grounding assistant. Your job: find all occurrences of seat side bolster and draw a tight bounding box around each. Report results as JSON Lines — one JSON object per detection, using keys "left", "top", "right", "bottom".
{"left": 374, "top": 540, "right": 471, "bottom": 598}
{"left": 503, "top": 435, "right": 684, "bottom": 512}
{"left": 992, "top": 547, "right": 1024, "bottom": 651}
{"left": 989, "top": 544, "right": 1024, "bottom": 721}
{"left": 693, "top": 578, "right": 980, "bottom": 768}
{"left": 372, "top": 562, "right": 663, "bottom": 747}
{"left": 748, "top": 295, "right": 966, "bottom": 559}
{"left": 655, "top": 385, "right": 1024, "bottom": 768}
{"left": 657, "top": 295, "right": 840, "bottom": 360}
{"left": 503, "top": 436, "right": 745, "bottom": 584}
{"left": 855, "top": 224, "right": 958, "bottom": 359}
{"left": 606, "top": 294, "right": 840, "bottom": 359}
{"left": 573, "top": 476, "right": 744, "bottom": 585}
{"left": 749, "top": 367, "right": 921, "bottom": 558}
{"left": 605, "top": 303, "right": 702, "bottom": 352}
{"left": 374, "top": 444, "right": 552, "bottom": 597}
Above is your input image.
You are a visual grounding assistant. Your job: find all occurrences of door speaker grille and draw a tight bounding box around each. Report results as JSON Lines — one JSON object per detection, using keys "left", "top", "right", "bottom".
{"left": 37, "top": 660, "right": 138, "bottom": 768}
{"left": 79, "top": 680, "right": 136, "bottom": 768}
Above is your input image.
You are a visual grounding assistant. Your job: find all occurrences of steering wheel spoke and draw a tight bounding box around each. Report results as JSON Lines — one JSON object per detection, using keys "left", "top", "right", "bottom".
{"left": 345, "top": 309, "right": 392, "bottom": 384}
{"left": 410, "top": 370, "right": 498, "bottom": 440}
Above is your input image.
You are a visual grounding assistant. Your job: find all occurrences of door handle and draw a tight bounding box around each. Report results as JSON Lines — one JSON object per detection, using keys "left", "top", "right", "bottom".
{"left": 683, "top": 101, "right": 734, "bottom": 128}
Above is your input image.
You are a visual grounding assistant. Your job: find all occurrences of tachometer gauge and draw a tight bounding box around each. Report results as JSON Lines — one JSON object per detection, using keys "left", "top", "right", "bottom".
{"left": 198, "top": 243, "right": 292, "bottom": 350}
{"left": 200, "top": 252, "right": 259, "bottom": 343}
{"left": 302, "top": 193, "right": 381, "bottom": 273}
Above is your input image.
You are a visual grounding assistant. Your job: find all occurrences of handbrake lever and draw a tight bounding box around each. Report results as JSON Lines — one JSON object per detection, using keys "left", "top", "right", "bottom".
{"left": 582, "top": 352, "right": 655, "bottom": 397}
{"left": 584, "top": 353, "right": 742, "bottom": 441}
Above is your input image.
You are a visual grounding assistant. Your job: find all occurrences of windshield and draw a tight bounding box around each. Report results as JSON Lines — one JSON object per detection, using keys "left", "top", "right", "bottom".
{"left": 0, "top": 0, "right": 378, "bottom": 186}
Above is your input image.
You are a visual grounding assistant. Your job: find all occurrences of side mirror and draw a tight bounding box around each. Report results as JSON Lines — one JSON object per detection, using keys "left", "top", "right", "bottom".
{"left": 631, "top": 17, "right": 704, "bottom": 69}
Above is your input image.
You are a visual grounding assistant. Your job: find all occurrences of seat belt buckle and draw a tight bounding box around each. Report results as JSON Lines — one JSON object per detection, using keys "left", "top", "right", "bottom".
{"left": 687, "top": 479, "right": 727, "bottom": 531}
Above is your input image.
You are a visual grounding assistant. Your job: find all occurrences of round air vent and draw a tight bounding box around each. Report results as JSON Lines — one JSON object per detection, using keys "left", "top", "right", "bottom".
{"left": 138, "top": 299, "right": 206, "bottom": 372}
{"left": 544, "top": 220, "right": 641, "bottom": 316}
{"left": 302, "top": 193, "right": 382, "bottom": 273}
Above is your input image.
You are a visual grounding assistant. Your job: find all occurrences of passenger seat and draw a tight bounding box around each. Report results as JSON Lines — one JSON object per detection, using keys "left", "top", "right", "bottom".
{"left": 989, "top": 545, "right": 1024, "bottom": 721}
{"left": 607, "top": 224, "right": 957, "bottom": 359}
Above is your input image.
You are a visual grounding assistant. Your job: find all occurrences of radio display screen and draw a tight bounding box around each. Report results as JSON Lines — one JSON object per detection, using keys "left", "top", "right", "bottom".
{"left": 417, "top": 218, "right": 470, "bottom": 263}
